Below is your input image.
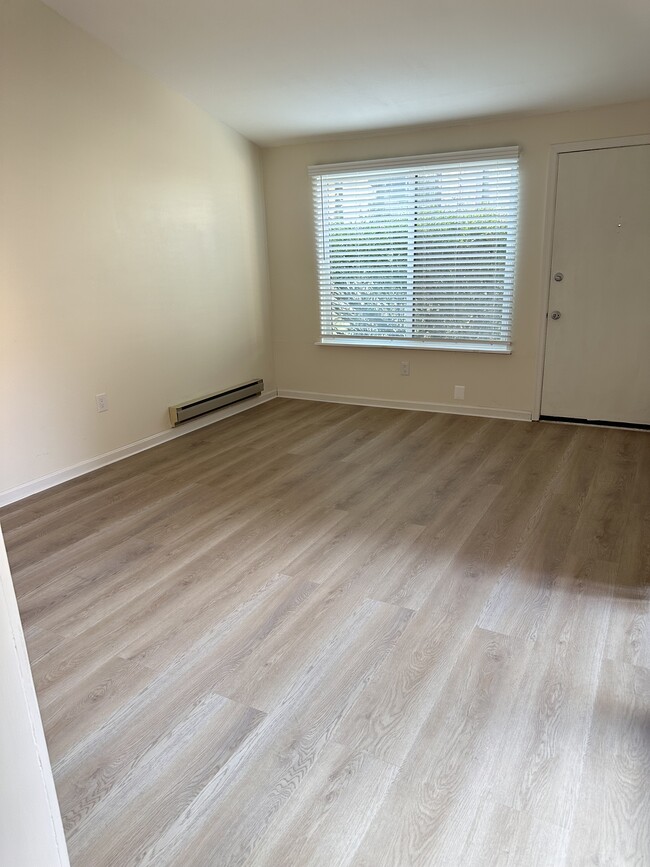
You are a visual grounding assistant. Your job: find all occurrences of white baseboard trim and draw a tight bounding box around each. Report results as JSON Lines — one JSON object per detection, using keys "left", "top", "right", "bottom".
{"left": 0, "top": 390, "right": 278, "bottom": 508}
{"left": 277, "top": 389, "right": 532, "bottom": 422}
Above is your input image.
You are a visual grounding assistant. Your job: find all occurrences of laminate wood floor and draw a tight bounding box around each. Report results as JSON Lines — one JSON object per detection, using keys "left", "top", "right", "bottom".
{"left": 1, "top": 398, "right": 648, "bottom": 866}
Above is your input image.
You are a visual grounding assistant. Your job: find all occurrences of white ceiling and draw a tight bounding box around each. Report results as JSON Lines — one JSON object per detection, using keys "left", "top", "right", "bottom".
{"left": 43, "top": 0, "right": 650, "bottom": 145}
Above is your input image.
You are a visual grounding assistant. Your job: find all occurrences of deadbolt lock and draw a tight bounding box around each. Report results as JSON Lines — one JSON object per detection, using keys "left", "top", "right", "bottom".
{"left": 550, "top": 310, "right": 562, "bottom": 320}
{"left": 553, "top": 272, "right": 564, "bottom": 282}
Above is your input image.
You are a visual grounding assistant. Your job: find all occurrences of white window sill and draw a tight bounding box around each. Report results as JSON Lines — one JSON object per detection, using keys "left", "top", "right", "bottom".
{"left": 315, "top": 338, "right": 512, "bottom": 354}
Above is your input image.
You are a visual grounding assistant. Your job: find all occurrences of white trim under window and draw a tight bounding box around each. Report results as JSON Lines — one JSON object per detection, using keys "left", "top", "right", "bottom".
{"left": 310, "top": 146, "right": 520, "bottom": 353}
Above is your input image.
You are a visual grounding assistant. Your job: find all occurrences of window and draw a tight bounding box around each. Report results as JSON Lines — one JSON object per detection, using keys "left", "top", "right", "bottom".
{"left": 310, "top": 147, "right": 520, "bottom": 353}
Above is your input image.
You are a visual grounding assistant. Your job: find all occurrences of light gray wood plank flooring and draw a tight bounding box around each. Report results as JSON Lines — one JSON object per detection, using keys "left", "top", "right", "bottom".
{"left": 1, "top": 398, "right": 648, "bottom": 866}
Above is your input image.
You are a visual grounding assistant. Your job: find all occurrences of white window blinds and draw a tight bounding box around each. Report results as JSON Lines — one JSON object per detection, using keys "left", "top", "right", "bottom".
{"left": 310, "top": 147, "right": 520, "bottom": 352}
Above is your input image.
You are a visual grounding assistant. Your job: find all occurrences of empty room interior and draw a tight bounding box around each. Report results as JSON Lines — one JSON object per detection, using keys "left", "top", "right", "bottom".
{"left": 1, "top": 0, "right": 649, "bottom": 864}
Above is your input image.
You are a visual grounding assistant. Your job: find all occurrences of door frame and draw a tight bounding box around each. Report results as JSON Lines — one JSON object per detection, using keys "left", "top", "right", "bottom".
{"left": 532, "top": 133, "right": 650, "bottom": 421}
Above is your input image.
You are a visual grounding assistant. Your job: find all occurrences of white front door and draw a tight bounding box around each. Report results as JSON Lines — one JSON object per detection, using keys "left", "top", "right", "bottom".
{"left": 541, "top": 144, "right": 650, "bottom": 426}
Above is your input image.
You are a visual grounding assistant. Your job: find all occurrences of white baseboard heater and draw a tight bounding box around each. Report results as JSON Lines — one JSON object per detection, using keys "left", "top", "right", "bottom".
{"left": 169, "top": 378, "right": 264, "bottom": 426}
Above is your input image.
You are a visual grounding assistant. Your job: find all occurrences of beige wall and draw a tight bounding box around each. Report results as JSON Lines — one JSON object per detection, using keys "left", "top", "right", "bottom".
{"left": 262, "top": 101, "right": 650, "bottom": 416}
{"left": 0, "top": 0, "right": 274, "bottom": 497}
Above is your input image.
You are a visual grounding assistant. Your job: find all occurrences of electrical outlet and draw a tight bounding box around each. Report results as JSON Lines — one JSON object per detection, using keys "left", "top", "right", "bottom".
{"left": 400, "top": 361, "right": 410, "bottom": 376}
{"left": 95, "top": 393, "right": 109, "bottom": 413}
{"left": 454, "top": 385, "right": 465, "bottom": 400}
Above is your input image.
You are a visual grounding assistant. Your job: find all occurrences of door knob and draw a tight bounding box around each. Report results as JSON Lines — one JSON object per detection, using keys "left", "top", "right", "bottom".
{"left": 550, "top": 310, "right": 561, "bottom": 320}
{"left": 553, "top": 272, "right": 564, "bottom": 282}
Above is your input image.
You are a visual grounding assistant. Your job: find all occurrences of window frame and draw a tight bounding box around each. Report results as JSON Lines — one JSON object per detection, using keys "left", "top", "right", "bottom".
{"left": 309, "top": 146, "right": 520, "bottom": 354}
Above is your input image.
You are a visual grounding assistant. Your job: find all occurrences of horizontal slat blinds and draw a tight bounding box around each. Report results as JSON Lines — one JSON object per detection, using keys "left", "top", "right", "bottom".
{"left": 310, "top": 147, "right": 520, "bottom": 352}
